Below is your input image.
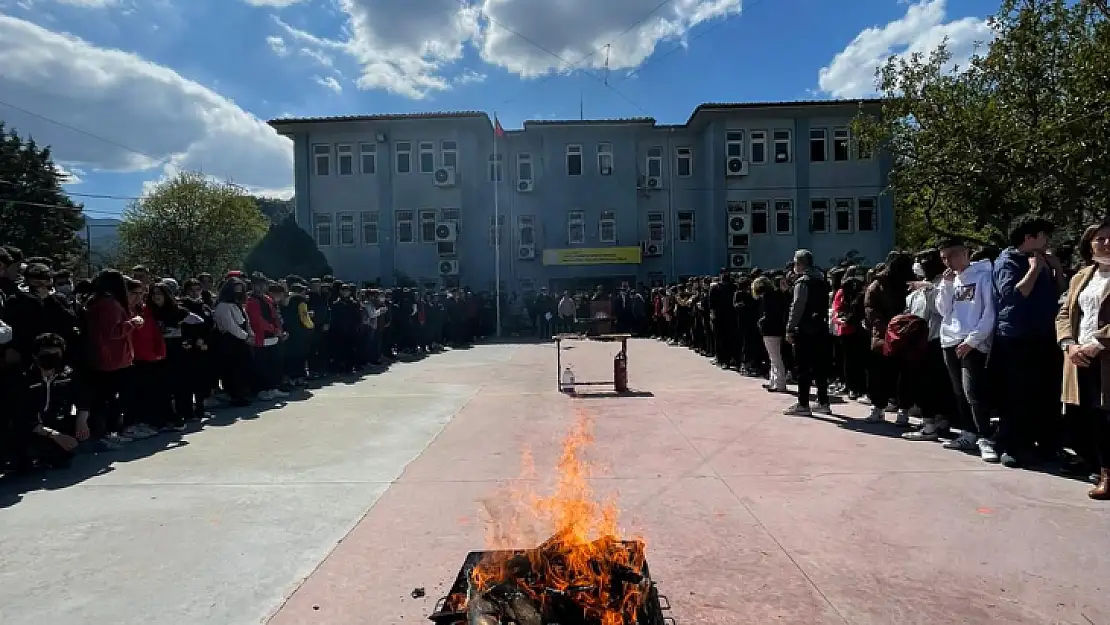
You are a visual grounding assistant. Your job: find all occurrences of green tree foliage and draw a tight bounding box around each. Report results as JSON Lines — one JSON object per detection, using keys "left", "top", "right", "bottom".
{"left": 253, "top": 196, "right": 293, "bottom": 224}
{"left": 243, "top": 215, "right": 331, "bottom": 279}
{"left": 856, "top": 0, "right": 1110, "bottom": 250}
{"left": 118, "top": 171, "right": 268, "bottom": 279}
{"left": 0, "top": 123, "right": 85, "bottom": 263}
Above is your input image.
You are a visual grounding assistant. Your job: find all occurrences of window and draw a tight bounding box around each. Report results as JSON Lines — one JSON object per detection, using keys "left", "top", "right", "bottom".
{"left": 647, "top": 212, "right": 665, "bottom": 242}
{"left": 726, "top": 131, "right": 744, "bottom": 162}
{"left": 810, "top": 199, "right": 829, "bottom": 233}
{"left": 857, "top": 197, "right": 877, "bottom": 231}
{"left": 751, "top": 200, "right": 769, "bottom": 234}
{"left": 360, "top": 211, "right": 379, "bottom": 245}
{"left": 336, "top": 144, "right": 354, "bottom": 175}
{"left": 519, "top": 215, "right": 535, "bottom": 246}
{"left": 567, "top": 210, "right": 585, "bottom": 244}
{"left": 676, "top": 147, "right": 692, "bottom": 177}
{"left": 519, "top": 277, "right": 537, "bottom": 293}
{"left": 313, "top": 144, "right": 330, "bottom": 176}
{"left": 833, "top": 128, "right": 850, "bottom": 161}
{"left": 834, "top": 198, "right": 854, "bottom": 232}
{"left": 395, "top": 141, "right": 412, "bottom": 174}
{"left": 338, "top": 212, "right": 356, "bottom": 245}
{"left": 567, "top": 144, "right": 583, "bottom": 176}
{"left": 489, "top": 215, "right": 505, "bottom": 246}
{"left": 749, "top": 131, "right": 766, "bottom": 164}
{"left": 418, "top": 142, "right": 435, "bottom": 174}
{"left": 646, "top": 147, "right": 663, "bottom": 178}
{"left": 774, "top": 200, "right": 794, "bottom": 234}
{"left": 809, "top": 129, "right": 827, "bottom": 162}
{"left": 677, "top": 211, "right": 695, "bottom": 242}
{"left": 313, "top": 212, "right": 332, "bottom": 246}
{"left": 597, "top": 143, "right": 613, "bottom": 175}
{"left": 517, "top": 152, "right": 533, "bottom": 182}
{"left": 419, "top": 210, "right": 437, "bottom": 243}
{"left": 441, "top": 140, "right": 457, "bottom": 170}
{"left": 437, "top": 241, "right": 456, "bottom": 256}
{"left": 396, "top": 210, "right": 414, "bottom": 243}
{"left": 599, "top": 210, "right": 617, "bottom": 243}
{"left": 773, "top": 130, "right": 792, "bottom": 163}
{"left": 441, "top": 207, "right": 460, "bottom": 221}
{"left": 488, "top": 153, "right": 503, "bottom": 182}
{"left": 359, "top": 143, "right": 376, "bottom": 174}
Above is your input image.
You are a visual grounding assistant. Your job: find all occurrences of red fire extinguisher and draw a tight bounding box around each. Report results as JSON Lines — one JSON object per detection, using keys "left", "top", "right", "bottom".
{"left": 613, "top": 351, "right": 628, "bottom": 394}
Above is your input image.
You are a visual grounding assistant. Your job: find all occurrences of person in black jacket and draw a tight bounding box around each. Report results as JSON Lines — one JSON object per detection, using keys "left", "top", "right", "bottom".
{"left": 784, "top": 249, "right": 833, "bottom": 416}
{"left": 179, "top": 279, "right": 214, "bottom": 418}
{"left": 329, "top": 283, "right": 362, "bottom": 373}
{"left": 753, "top": 276, "right": 788, "bottom": 392}
{"left": 14, "top": 333, "right": 89, "bottom": 470}
{"left": 2, "top": 263, "right": 79, "bottom": 366}
{"left": 708, "top": 272, "right": 737, "bottom": 368}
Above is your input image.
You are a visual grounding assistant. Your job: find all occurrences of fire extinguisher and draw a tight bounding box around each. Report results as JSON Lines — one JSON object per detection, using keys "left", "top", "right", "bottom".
{"left": 613, "top": 351, "right": 628, "bottom": 393}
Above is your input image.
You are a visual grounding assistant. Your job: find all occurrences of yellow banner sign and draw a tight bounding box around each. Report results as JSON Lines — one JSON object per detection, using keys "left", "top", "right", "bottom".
{"left": 542, "top": 247, "right": 642, "bottom": 266}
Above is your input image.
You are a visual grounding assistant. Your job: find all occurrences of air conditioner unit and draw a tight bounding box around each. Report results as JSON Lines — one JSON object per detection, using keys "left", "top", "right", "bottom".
{"left": 646, "top": 176, "right": 662, "bottom": 189}
{"left": 438, "top": 259, "right": 459, "bottom": 276}
{"left": 518, "top": 245, "right": 536, "bottom": 260}
{"left": 640, "top": 240, "right": 663, "bottom": 258}
{"left": 517, "top": 179, "right": 533, "bottom": 192}
{"left": 434, "top": 221, "right": 458, "bottom": 242}
{"left": 728, "top": 214, "right": 750, "bottom": 236}
{"left": 433, "top": 167, "right": 456, "bottom": 186}
{"left": 725, "top": 157, "right": 749, "bottom": 177}
{"left": 728, "top": 250, "right": 751, "bottom": 270}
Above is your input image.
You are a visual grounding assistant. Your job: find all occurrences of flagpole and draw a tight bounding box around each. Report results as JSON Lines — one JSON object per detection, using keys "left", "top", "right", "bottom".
{"left": 493, "top": 112, "right": 503, "bottom": 337}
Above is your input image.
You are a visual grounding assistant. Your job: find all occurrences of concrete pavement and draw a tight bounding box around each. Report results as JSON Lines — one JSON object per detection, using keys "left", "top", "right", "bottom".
{"left": 3, "top": 339, "right": 1108, "bottom": 625}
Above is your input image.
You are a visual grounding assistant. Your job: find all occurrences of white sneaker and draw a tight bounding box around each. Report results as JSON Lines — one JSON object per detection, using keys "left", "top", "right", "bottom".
{"left": 977, "top": 438, "right": 1000, "bottom": 463}
{"left": 943, "top": 431, "right": 979, "bottom": 451}
{"left": 903, "top": 419, "right": 945, "bottom": 441}
{"left": 895, "top": 410, "right": 911, "bottom": 427}
{"left": 783, "top": 403, "right": 812, "bottom": 416}
{"left": 123, "top": 425, "right": 152, "bottom": 439}
{"left": 864, "top": 407, "right": 885, "bottom": 423}
{"left": 885, "top": 402, "right": 899, "bottom": 414}
{"left": 812, "top": 403, "right": 833, "bottom": 415}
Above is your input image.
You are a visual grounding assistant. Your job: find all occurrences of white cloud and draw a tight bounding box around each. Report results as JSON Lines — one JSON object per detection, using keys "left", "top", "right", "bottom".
{"left": 266, "top": 34, "right": 288, "bottom": 56}
{"left": 243, "top": 0, "right": 303, "bottom": 7}
{"left": 817, "top": 0, "right": 992, "bottom": 98}
{"left": 453, "top": 68, "right": 486, "bottom": 86}
{"left": 56, "top": 163, "right": 83, "bottom": 184}
{"left": 0, "top": 15, "right": 293, "bottom": 195}
{"left": 314, "top": 75, "right": 342, "bottom": 93}
{"left": 277, "top": 0, "right": 742, "bottom": 99}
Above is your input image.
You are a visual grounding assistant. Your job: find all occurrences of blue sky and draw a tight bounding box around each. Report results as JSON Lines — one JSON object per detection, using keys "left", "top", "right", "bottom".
{"left": 0, "top": 0, "right": 997, "bottom": 221}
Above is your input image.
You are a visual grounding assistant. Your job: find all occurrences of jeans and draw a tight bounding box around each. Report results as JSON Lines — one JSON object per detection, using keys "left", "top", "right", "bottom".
{"left": 942, "top": 345, "right": 992, "bottom": 437}
{"left": 763, "top": 336, "right": 786, "bottom": 390}
{"left": 794, "top": 332, "right": 830, "bottom": 407}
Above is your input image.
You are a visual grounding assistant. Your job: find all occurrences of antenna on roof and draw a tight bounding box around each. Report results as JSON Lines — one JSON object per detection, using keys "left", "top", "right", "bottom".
{"left": 579, "top": 88, "right": 584, "bottom": 120}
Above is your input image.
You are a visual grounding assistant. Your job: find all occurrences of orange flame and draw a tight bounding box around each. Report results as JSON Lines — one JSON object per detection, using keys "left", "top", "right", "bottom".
{"left": 471, "top": 409, "right": 647, "bottom": 624}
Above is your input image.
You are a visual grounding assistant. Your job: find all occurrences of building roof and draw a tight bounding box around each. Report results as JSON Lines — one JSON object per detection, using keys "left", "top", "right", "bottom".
{"left": 267, "top": 99, "right": 883, "bottom": 132}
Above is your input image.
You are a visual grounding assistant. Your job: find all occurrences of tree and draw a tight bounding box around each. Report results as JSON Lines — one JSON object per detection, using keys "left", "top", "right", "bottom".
{"left": 117, "top": 171, "right": 268, "bottom": 279}
{"left": 0, "top": 123, "right": 85, "bottom": 264}
{"left": 243, "top": 215, "right": 331, "bottom": 279}
{"left": 856, "top": 0, "right": 1110, "bottom": 248}
{"left": 254, "top": 196, "right": 294, "bottom": 224}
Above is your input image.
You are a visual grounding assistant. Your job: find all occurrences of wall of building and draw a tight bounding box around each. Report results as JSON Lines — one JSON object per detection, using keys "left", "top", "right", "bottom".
{"left": 282, "top": 103, "right": 894, "bottom": 291}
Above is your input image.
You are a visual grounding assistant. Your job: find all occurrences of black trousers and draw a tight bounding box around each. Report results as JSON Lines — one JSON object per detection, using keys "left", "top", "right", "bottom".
{"left": 839, "top": 332, "right": 868, "bottom": 396}
{"left": 992, "top": 335, "right": 1062, "bottom": 457}
{"left": 134, "top": 360, "right": 172, "bottom": 428}
{"left": 82, "top": 366, "right": 135, "bottom": 437}
{"left": 712, "top": 315, "right": 735, "bottom": 365}
{"left": 794, "top": 332, "right": 830, "bottom": 407}
{"left": 1077, "top": 361, "right": 1110, "bottom": 469}
{"left": 217, "top": 334, "right": 252, "bottom": 400}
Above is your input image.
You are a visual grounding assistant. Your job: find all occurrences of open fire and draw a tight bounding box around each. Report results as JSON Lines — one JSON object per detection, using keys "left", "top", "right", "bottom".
{"left": 429, "top": 412, "right": 672, "bottom": 625}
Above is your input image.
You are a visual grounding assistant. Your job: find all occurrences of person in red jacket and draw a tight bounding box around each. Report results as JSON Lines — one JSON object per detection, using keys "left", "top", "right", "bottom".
{"left": 244, "top": 273, "right": 288, "bottom": 401}
{"left": 83, "top": 269, "right": 143, "bottom": 448}
{"left": 126, "top": 278, "right": 169, "bottom": 437}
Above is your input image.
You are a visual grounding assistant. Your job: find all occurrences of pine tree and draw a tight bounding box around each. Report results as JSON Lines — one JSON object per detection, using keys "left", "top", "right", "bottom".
{"left": 0, "top": 123, "right": 85, "bottom": 264}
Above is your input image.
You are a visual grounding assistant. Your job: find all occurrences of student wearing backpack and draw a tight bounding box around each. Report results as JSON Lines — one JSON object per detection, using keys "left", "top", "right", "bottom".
{"left": 935, "top": 238, "right": 999, "bottom": 463}
{"left": 862, "top": 252, "right": 917, "bottom": 424}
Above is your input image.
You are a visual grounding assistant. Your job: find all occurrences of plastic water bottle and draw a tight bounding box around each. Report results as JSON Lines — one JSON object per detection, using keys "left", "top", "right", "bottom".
{"left": 560, "top": 366, "right": 575, "bottom": 392}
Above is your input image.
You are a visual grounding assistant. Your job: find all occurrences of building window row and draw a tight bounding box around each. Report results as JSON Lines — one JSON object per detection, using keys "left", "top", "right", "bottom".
{"left": 808, "top": 197, "right": 878, "bottom": 234}
{"left": 728, "top": 129, "right": 793, "bottom": 165}
{"left": 312, "top": 140, "right": 459, "bottom": 177}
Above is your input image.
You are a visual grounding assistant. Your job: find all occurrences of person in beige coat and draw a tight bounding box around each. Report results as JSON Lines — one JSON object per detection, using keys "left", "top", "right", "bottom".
{"left": 1055, "top": 221, "right": 1110, "bottom": 500}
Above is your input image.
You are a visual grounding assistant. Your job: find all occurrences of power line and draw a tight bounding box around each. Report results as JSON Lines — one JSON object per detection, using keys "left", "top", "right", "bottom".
{"left": 0, "top": 179, "right": 140, "bottom": 200}
{"left": 0, "top": 99, "right": 164, "bottom": 166}
{"left": 0, "top": 197, "right": 123, "bottom": 217}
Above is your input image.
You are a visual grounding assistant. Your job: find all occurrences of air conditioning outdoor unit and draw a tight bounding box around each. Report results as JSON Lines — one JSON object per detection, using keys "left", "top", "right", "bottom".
{"left": 438, "top": 259, "right": 459, "bottom": 276}
{"left": 640, "top": 240, "right": 664, "bottom": 258}
{"left": 725, "top": 157, "right": 749, "bottom": 177}
{"left": 435, "top": 221, "right": 458, "bottom": 242}
{"left": 433, "top": 167, "right": 456, "bottom": 186}
{"left": 518, "top": 245, "right": 536, "bottom": 260}
{"left": 728, "top": 250, "right": 751, "bottom": 270}
{"left": 728, "top": 214, "right": 750, "bottom": 236}
{"left": 646, "top": 176, "right": 662, "bottom": 189}
{"left": 517, "top": 179, "right": 533, "bottom": 192}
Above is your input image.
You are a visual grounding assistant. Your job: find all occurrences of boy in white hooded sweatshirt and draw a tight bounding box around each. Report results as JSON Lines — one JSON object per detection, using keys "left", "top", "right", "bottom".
{"left": 935, "top": 238, "right": 999, "bottom": 462}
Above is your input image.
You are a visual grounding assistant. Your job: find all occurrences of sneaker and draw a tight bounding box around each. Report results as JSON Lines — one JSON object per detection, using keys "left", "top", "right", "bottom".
{"left": 812, "top": 403, "right": 833, "bottom": 415}
{"left": 895, "top": 410, "right": 911, "bottom": 427}
{"left": 857, "top": 396, "right": 873, "bottom": 406}
{"left": 903, "top": 419, "right": 947, "bottom": 441}
{"left": 783, "top": 403, "right": 812, "bottom": 416}
{"left": 123, "top": 425, "right": 148, "bottom": 439}
{"left": 257, "top": 390, "right": 275, "bottom": 401}
{"left": 270, "top": 388, "right": 290, "bottom": 398}
{"left": 203, "top": 397, "right": 219, "bottom": 408}
{"left": 943, "top": 431, "right": 979, "bottom": 451}
{"left": 162, "top": 423, "right": 187, "bottom": 433}
{"left": 864, "top": 407, "right": 885, "bottom": 423}
{"left": 977, "top": 438, "right": 1000, "bottom": 463}
{"left": 1000, "top": 452, "right": 1021, "bottom": 468}
{"left": 104, "top": 432, "right": 132, "bottom": 445}
{"left": 885, "top": 402, "right": 899, "bottom": 414}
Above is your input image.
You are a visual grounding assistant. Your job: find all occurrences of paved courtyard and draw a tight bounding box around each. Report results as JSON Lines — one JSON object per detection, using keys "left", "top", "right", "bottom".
{"left": 1, "top": 339, "right": 1107, "bottom": 625}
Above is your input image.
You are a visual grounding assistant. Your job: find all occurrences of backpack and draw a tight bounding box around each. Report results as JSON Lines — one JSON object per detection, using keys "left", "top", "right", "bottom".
{"left": 882, "top": 313, "right": 929, "bottom": 360}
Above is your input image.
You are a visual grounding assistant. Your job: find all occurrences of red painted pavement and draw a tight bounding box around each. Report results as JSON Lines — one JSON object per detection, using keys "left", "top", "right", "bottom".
{"left": 269, "top": 339, "right": 1110, "bottom": 625}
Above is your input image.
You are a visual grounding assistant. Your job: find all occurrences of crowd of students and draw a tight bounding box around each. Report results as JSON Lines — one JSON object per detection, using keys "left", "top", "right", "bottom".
{"left": 0, "top": 249, "right": 498, "bottom": 473}
{"left": 644, "top": 214, "right": 1110, "bottom": 501}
